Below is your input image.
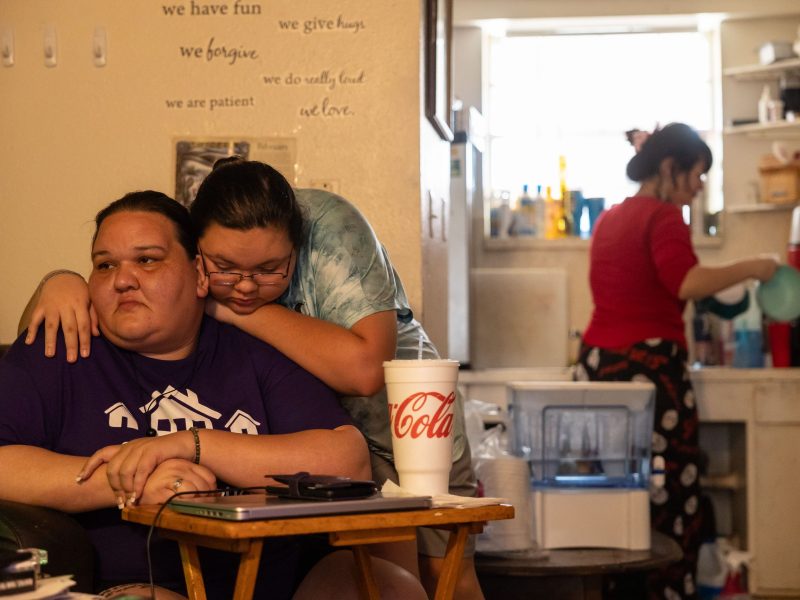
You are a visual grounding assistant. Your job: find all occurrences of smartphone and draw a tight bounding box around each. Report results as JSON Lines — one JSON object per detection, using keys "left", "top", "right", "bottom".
{"left": 266, "top": 473, "right": 378, "bottom": 501}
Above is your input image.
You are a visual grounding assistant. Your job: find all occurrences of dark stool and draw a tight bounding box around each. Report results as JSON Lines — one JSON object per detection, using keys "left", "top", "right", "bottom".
{"left": 476, "top": 531, "right": 682, "bottom": 600}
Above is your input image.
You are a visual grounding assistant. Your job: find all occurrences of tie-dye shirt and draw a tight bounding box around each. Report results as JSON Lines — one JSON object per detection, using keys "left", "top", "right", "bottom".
{"left": 278, "top": 188, "right": 466, "bottom": 463}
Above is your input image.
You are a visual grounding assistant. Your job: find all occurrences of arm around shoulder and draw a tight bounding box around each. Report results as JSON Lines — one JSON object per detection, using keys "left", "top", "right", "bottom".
{"left": 17, "top": 271, "right": 96, "bottom": 363}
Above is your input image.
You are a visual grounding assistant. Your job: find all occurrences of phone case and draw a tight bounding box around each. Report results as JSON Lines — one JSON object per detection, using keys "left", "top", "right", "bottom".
{"left": 265, "top": 472, "right": 378, "bottom": 501}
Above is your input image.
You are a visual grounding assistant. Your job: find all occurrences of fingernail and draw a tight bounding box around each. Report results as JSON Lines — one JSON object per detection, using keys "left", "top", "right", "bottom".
{"left": 81, "top": 348, "right": 89, "bottom": 357}
{"left": 126, "top": 494, "right": 136, "bottom": 506}
{"left": 75, "top": 473, "right": 84, "bottom": 483}
{"left": 24, "top": 335, "right": 33, "bottom": 345}
{"left": 117, "top": 497, "right": 125, "bottom": 510}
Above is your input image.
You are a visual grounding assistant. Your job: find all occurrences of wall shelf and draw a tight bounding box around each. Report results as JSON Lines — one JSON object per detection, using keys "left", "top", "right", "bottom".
{"left": 701, "top": 472, "right": 744, "bottom": 491}
{"left": 727, "top": 202, "right": 798, "bottom": 214}
{"left": 724, "top": 120, "right": 800, "bottom": 138}
{"left": 724, "top": 57, "right": 800, "bottom": 81}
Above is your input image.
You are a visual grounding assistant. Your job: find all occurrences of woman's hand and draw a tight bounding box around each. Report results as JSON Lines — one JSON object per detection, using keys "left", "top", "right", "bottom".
{"left": 23, "top": 272, "right": 98, "bottom": 362}
{"left": 77, "top": 431, "right": 197, "bottom": 508}
{"left": 751, "top": 255, "right": 781, "bottom": 282}
{"left": 139, "top": 458, "right": 217, "bottom": 505}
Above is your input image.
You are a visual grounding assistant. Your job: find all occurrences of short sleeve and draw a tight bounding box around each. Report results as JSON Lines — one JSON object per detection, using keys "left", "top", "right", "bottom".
{"left": 649, "top": 205, "right": 698, "bottom": 297}
{"left": 297, "top": 190, "right": 405, "bottom": 329}
{"left": 0, "top": 336, "right": 59, "bottom": 449}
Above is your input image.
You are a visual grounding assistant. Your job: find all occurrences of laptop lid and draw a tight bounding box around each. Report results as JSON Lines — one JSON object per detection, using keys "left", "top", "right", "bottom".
{"left": 168, "top": 492, "right": 432, "bottom": 521}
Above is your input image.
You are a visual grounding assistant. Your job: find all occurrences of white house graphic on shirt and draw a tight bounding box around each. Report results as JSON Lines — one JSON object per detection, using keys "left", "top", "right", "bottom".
{"left": 225, "top": 410, "right": 261, "bottom": 434}
{"left": 138, "top": 386, "right": 221, "bottom": 434}
{"left": 105, "top": 403, "right": 139, "bottom": 431}
{"left": 105, "top": 386, "right": 260, "bottom": 435}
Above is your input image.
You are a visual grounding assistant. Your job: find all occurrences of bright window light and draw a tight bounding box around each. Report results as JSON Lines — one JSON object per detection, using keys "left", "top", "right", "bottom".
{"left": 487, "top": 30, "right": 717, "bottom": 214}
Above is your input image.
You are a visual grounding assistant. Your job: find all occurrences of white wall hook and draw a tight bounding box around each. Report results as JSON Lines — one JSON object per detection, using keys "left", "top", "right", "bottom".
{"left": 93, "top": 27, "right": 106, "bottom": 67}
{"left": 2, "top": 28, "right": 13, "bottom": 67}
{"left": 44, "top": 25, "right": 57, "bottom": 67}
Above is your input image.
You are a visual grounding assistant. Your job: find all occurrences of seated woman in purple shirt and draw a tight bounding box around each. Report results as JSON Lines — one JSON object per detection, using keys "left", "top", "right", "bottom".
{"left": 0, "top": 191, "right": 425, "bottom": 600}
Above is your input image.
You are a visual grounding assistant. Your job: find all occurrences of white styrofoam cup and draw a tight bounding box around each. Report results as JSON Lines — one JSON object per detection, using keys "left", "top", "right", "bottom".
{"left": 383, "top": 359, "right": 459, "bottom": 496}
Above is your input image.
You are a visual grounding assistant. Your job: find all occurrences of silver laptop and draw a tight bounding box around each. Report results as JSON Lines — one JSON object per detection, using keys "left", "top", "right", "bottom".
{"left": 168, "top": 492, "right": 432, "bottom": 521}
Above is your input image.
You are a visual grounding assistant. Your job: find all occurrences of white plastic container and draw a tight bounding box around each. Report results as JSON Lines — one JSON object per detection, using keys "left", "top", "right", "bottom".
{"left": 508, "top": 381, "right": 656, "bottom": 550}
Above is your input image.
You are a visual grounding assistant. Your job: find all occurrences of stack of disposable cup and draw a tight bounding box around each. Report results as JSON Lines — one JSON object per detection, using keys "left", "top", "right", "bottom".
{"left": 788, "top": 206, "right": 800, "bottom": 269}
{"left": 475, "top": 455, "right": 535, "bottom": 552}
{"left": 383, "top": 359, "right": 459, "bottom": 496}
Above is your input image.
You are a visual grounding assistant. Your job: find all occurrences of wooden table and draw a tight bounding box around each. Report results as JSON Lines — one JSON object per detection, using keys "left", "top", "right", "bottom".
{"left": 475, "top": 532, "right": 683, "bottom": 600}
{"left": 123, "top": 503, "right": 514, "bottom": 600}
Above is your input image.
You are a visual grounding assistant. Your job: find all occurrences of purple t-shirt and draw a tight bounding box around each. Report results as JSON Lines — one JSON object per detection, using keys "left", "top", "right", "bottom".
{"left": 0, "top": 316, "right": 351, "bottom": 596}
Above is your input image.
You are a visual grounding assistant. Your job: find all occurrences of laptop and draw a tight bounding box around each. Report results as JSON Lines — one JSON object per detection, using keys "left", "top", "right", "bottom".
{"left": 168, "top": 492, "right": 432, "bottom": 521}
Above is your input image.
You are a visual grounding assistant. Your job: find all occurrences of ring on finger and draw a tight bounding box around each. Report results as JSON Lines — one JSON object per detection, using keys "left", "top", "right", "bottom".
{"left": 172, "top": 478, "right": 184, "bottom": 492}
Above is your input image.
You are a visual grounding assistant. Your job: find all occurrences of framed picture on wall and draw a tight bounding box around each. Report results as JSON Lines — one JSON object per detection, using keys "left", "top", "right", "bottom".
{"left": 174, "top": 140, "right": 249, "bottom": 207}
{"left": 424, "top": 0, "right": 454, "bottom": 141}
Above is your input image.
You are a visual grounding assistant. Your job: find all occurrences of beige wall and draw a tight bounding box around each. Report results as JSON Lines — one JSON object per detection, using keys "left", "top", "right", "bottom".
{"left": 0, "top": 0, "right": 442, "bottom": 344}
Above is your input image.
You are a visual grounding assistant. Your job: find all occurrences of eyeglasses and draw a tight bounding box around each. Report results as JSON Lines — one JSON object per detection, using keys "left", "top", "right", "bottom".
{"left": 199, "top": 248, "right": 293, "bottom": 287}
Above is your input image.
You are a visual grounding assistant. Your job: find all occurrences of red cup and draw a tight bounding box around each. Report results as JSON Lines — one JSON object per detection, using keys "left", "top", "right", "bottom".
{"left": 768, "top": 322, "right": 792, "bottom": 367}
{"left": 788, "top": 243, "right": 800, "bottom": 270}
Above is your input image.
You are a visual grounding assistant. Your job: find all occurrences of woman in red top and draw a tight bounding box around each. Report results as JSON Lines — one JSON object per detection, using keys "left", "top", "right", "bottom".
{"left": 578, "top": 123, "right": 777, "bottom": 600}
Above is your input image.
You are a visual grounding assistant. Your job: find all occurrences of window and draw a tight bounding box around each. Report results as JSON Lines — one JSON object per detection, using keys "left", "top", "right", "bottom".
{"left": 486, "top": 22, "right": 719, "bottom": 237}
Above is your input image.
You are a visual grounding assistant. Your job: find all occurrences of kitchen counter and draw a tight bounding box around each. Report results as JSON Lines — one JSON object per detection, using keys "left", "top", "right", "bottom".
{"left": 459, "top": 366, "right": 800, "bottom": 412}
{"left": 690, "top": 366, "right": 800, "bottom": 381}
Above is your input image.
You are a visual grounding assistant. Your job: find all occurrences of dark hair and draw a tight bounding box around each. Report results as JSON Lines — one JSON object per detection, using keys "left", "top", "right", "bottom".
{"left": 189, "top": 157, "right": 306, "bottom": 248}
{"left": 93, "top": 190, "right": 198, "bottom": 259}
{"left": 626, "top": 122, "right": 713, "bottom": 182}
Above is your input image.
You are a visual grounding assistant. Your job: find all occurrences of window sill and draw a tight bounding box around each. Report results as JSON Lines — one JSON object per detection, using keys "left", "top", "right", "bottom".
{"left": 483, "top": 235, "right": 723, "bottom": 251}
{"left": 483, "top": 236, "right": 589, "bottom": 251}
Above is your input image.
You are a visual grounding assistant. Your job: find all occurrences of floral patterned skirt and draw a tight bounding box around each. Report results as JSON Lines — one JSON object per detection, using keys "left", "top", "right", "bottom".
{"left": 576, "top": 339, "right": 702, "bottom": 600}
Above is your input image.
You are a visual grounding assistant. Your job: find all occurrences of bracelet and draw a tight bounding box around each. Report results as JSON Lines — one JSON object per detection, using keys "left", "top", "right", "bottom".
{"left": 189, "top": 427, "right": 201, "bottom": 464}
{"left": 41, "top": 269, "right": 83, "bottom": 285}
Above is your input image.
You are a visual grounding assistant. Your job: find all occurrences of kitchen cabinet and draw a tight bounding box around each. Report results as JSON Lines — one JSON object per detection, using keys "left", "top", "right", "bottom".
{"left": 460, "top": 367, "right": 800, "bottom": 598}
{"left": 692, "top": 369, "right": 800, "bottom": 598}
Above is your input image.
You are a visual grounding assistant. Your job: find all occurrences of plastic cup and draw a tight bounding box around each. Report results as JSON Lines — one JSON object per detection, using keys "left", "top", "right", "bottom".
{"left": 383, "top": 359, "right": 459, "bottom": 495}
{"left": 768, "top": 322, "right": 792, "bottom": 367}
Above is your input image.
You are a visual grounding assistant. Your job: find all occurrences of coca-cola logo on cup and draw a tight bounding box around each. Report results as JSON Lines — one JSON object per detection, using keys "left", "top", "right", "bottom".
{"left": 389, "top": 391, "right": 454, "bottom": 439}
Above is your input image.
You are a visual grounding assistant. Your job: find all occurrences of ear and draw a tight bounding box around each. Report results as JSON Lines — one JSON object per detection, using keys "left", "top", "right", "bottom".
{"left": 194, "top": 255, "right": 209, "bottom": 299}
{"left": 658, "top": 156, "right": 674, "bottom": 179}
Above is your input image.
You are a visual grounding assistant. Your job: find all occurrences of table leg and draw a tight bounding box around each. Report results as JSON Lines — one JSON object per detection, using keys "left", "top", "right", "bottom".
{"left": 178, "top": 541, "right": 207, "bottom": 600}
{"left": 232, "top": 539, "right": 264, "bottom": 600}
{"left": 433, "top": 525, "right": 469, "bottom": 600}
{"left": 350, "top": 545, "right": 381, "bottom": 600}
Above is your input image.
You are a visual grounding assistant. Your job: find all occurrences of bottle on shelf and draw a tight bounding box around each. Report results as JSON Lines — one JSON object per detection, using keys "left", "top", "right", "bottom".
{"left": 496, "top": 190, "right": 513, "bottom": 239}
{"left": 532, "top": 184, "right": 546, "bottom": 239}
{"left": 544, "top": 185, "right": 559, "bottom": 240}
{"left": 758, "top": 85, "right": 772, "bottom": 124}
{"left": 557, "top": 155, "right": 574, "bottom": 237}
{"left": 732, "top": 284, "right": 764, "bottom": 368}
{"left": 513, "top": 184, "right": 535, "bottom": 236}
